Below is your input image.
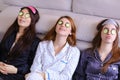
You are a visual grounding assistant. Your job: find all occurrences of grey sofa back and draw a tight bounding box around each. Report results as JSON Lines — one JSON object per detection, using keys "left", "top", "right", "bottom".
{"left": 0, "top": 0, "right": 120, "bottom": 50}
{"left": 72, "top": 0, "right": 120, "bottom": 19}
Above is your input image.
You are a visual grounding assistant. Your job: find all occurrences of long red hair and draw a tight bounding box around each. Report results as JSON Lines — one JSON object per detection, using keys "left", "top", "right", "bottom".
{"left": 92, "top": 19, "right": 120, "bottom": 73}
{"left": 43, "top": 16, "right": 77, "bottom": 46}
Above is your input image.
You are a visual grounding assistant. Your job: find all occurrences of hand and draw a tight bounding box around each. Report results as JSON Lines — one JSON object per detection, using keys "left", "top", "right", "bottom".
{"left": 37, "top": 72, "right": 45, "bottom": 80}
{"left": 0, "top": 62, "right": 8, "bottom": 74}
{"left": 3, "top": 64, "right": 18, "bottom": 74}
{"left": 25, "top": 73, "right": 30, "bottom": 79}
{"left": 0, "top": 62, "right": 5, "bottom": 65}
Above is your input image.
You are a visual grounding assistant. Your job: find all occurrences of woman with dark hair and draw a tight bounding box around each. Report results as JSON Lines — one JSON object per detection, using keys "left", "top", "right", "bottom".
{"left": 72, "top": 19, "right": 120, "bottom": 80}
{"left": 26, "top": 16, "right": 80, "bottom": 80}
{"left": 0, "top": 6, "right": 41, "bottom": 80}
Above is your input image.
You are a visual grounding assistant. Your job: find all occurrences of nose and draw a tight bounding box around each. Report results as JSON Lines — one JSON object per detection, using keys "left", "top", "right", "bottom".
{"left": 21, "top": 14, "right": 26, "bottom": 18}
{"left": 61, "top": 23, "right": 66, "bottom": 27}
{"left": 107, "top": 30, "right": 111, "bottom": 34}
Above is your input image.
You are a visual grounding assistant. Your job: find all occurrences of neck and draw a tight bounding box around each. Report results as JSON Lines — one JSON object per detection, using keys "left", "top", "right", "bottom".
{"left": 54, "top": 38, "right": 66, "bottom": 47}
{"left": 54, "top": 35, "right": 67, "bottom": 46}
{"left": 98, "top": 42, "right": 113, "bottom": 62}
{"left": 98, "top": 41, "right": 113, "bottom": 55}
{"left": 15, "top": 27, "right": 25, "bottom": 41}
{"left": 18, "top": 26, "right": 25, "bottom": 34}
{"left": 53, "top": 35, "right": 67, "bottom": 55}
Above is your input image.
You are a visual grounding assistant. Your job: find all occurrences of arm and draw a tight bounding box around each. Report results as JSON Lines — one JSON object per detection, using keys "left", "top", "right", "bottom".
{"left": 16, "top": 38, "right": 40, "bottom": 74}
{"left": 27, "top": 37, "right": 40, "bottom": 72}
{"left": 30, "top": 42, "right": 43, "bottom": 72}
{"left": 72, "top": 50, "right": 88, "bottom": 80}
{"left": 5, "top": 37, "right": 40, "bottom": 75}
{"left": 45, "top": 47, "right": 80, "bottom": 80}
{"left": 25, "top": 42, "right": 44, "bottom": 80}
{"left": 118, "top": 65, "right": 120, "bottom": 79}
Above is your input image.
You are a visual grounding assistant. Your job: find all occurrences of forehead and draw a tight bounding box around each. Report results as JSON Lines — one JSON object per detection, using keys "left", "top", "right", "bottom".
{"left": 59, "top": 18, "right": 70, "bottom": 23}
{"left": 21, "top": 8, "right": 29, "bottom": 13}
{"left": 103, "top": 24, "right": 117, "bottom": 29}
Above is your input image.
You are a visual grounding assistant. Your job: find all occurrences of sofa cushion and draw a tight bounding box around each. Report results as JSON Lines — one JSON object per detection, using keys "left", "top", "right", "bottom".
{"left": 76, "top": 41, "right": 92, "bottom": 50}
{"left": 72, "top": 0, "right": 120, "bottom": 19}
{"left": 3, "top": 0, "right": 72, "bottom": 11}
{"left": 0, "top": 6, "right": 107, "bottom": 42}
{"left": 0, "top": 7, "right": 19, "bottom": 33}
{"left": 0, "top": 0, "right": 8, "bottom": 11}
{"left": 73, "top": 14, "right": 102, "bottom": 42}
{"left": 0, "top": 6, "right": 120, "bottom": 50}
{"left": 36, "top": 14, "right": 59, "bottom": 33}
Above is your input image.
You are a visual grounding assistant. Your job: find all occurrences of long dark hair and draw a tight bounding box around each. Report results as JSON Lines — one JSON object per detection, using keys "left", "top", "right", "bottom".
{"left": 1, "top": 6, "right": 39, "bottom": 60}
{"left": 92, "top": 19, "right": 120, "bottom": 73}
{"left": 43, "top": 16, "right": 77, "bottom": 46}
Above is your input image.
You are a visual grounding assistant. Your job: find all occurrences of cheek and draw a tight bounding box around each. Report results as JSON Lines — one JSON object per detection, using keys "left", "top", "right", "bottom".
{"left": 68, "top": 29, "right": 72, "bottom": 33}
{"left": 66, "top": 29, "right": 72, "bottom": 35}
{"left": 101, "top": 32, "right": 106, "bottom": 40}
{"left": 55, "top": 25, "right": 59, "bottom": 32}
{"left": 26, "top": 19, "right": 31, "bottom": 26}
{"left": 67, "top": 27, "right": 72, "bottom": 32}
{"left": 113, "top": 34, "right": 117, "bottom": 40}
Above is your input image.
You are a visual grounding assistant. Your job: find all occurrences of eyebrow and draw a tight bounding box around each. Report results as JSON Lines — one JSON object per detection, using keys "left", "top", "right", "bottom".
{"left": 20, "top": 11, "right": 29, "bottom": 13}
{"left": 103, "top": 27, "right": 116, "bottom": 30}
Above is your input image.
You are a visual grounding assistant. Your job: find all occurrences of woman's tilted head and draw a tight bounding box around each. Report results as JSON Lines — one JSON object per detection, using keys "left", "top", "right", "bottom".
{"left": 18, "top": 6, "right": 39, "bottom": 29}
{"left": 43, "top": 16, "right": 77, "bottom": 46}
{"left": 92, "top": 19, "right": 119, "bottom": 48}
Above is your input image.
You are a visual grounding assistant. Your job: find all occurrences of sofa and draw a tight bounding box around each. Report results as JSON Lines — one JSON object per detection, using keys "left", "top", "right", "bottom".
{"left": 0, "top": 0, "right": 120, "bottom": 50}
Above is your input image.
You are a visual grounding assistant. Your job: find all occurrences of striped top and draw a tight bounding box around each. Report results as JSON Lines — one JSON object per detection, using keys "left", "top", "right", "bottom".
{"left": 27, "top": 40, "right": 80, "bottom": 80}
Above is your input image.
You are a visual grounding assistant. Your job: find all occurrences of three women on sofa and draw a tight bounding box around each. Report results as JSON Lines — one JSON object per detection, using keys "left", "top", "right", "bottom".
{"left": 1, "top": 5, "right": 119, "bottom": 80}
{"left": 72, "top": 19, "right": 120, "bottom": 80}
{"left": 0, "top": 6, "right": 41, "bottom": 80}
{"left": 25, "top": 16, "right": 80, "bottom": 80}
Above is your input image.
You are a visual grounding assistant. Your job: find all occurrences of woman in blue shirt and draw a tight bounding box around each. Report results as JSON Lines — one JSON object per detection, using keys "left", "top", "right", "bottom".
{"left": 26, "top": 16, "right": 80, "bottom": 80}
{"left": 72, "top": 19, "right": 120, "bottom": 80}
{"left": 0, "top": 6, "right": 40, "bottom": 80}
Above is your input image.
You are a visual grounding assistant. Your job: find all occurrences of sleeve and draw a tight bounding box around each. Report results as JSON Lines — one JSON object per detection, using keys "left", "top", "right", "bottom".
{"left": 0, "top": 41, "right": 1, "bottom": 53}
{"left": 27, "top": 37, "right": 40, "bottom": 71}
{"left": 118, "top": 65, "right": 120, "bottom": 79}
{"left": 17, "top": 37, "right": 40, "bottom": 74}
{"left": 72, "top": 50, "right": 88, "bottom": 80}
{"left": 30, "top": 42, "right": 43, "bottom": 72}
{"left": 17, "top": 65, "right": 29, "bottom": 74}
{"left": 45, "top": 47, "right": 80, "bottom": 80}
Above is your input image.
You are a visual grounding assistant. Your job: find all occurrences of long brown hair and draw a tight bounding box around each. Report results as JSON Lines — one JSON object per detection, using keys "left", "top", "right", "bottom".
{"left": 92, "top": 19, "right": 120, "bottom": 73}
{"left": 1, "top": 6, "right": 40, "bottom": 60}
{"left": 43, "top": 16, "right": 77, "bottom": 46}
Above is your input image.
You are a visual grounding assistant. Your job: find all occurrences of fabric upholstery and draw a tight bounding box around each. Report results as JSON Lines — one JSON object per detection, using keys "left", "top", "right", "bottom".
{"left": 3, "top": 0, "right": 72, "bottom": 11}
{"left": 72, "top": 0, "right": 120, "bottom": 19}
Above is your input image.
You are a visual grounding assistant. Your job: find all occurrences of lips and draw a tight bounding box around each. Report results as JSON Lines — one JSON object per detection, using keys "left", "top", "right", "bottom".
{"left": 59, "top": 27, "right": 66, "bottom": 31}
{"left": 106, "top": 36, "right": 111, "bottom": 39}
{"left": 19, "top": 19, "right": 26, "bottom": 24}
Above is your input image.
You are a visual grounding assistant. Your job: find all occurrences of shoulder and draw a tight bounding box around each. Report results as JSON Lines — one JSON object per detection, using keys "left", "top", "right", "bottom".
{"left": 80, "top": 48, "right": 93, "bottom": 57}
{"left": 71, "top": 46, "right": 80, "bottom": 53}
{"left": 38, "top": 40, "right": 51, "bottom": 48}
{"left": 39, "top": 40, "right": 51, "bottom": 45}
{"left": 32, "top": 37, "right": 41, "bottom": 46}
{"left": 34, "top": 37, "right": 41, "bottom": 42}
{"left": 69, "top": 46, "right": 80, "bottom": 57}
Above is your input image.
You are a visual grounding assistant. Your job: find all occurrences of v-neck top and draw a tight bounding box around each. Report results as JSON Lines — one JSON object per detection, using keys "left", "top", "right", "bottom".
{"left": 30, "top": 40, "right": 80, "bottom": 80}
{"left": 72, "top": 48, "right": 120, "bottom": 80}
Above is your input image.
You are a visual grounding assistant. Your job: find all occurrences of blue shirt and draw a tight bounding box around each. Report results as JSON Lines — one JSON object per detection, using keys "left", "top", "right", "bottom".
{"left": 72, "top": 48, "right": 120, "bottom": 80}
{"left": 27, "top": 40, "right": 80, "bottom": 80}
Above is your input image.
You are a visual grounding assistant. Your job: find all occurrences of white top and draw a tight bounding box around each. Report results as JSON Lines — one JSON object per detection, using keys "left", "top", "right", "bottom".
{"left": 27, "top": 40, "right": 80, "bottom": 80}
